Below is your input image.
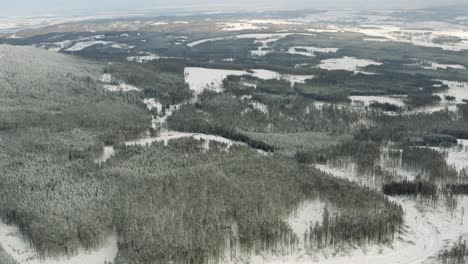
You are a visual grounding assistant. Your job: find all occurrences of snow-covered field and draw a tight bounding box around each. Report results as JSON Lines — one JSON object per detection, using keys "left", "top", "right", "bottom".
{"left": 184, "top": 67, "right": 314, "bottom": 94}
{"left": 0, "top": 220, "right": 118, "bottom": 264}
{"left": 286, "top": 200, "right": 328, "bottom": 250}
{"left": 184, "top": 67, "right": 247, "bottom": 94}
{"left": 435, "top": 80, "right": 468, "bottom": 104}
{"left": 318, "top": 56, "right": 383, "bottom": 74}
{"left": 433, "top": 139, "right": 468, "bottom": 173}
{"left": 349, "top": 95, "right": 406, "bottom": 107}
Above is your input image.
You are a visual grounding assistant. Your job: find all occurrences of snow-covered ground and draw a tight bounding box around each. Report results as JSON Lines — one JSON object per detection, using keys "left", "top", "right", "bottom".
{"left": 286, "top": 200, "right": 328, "bottom": 250}
{"left": 125, "top": 131, "right": 244, "bottom": 150}
{"left": 435, "top": 80, "right": 468, "bottom": 104}
{"left": 413, "top": 61, "right": 466, "bottom": 70}
{"left": 100, "top": 73, "right": 112, "bottom": 83}
{"left": 0, "top": 220, "right": 118, "bottom": 264}
{"left": 103, "top": 83, "right": 140, "bottom": 92}
{"left": 184, "top": 67, "right": 247, "bottom": 94}
{"left": 100, "top": 73, "right": 141, "bottom": 92}
{"left": 347, "top": 24, "right": 468, "bottom": 51}
{"left": 287, "top": 46, "right": 339, "bottom": 57}
{"left": 318, "top": 56, "right": 383, "bottom": 74}
{"left": 433, "top": 139, "right": 468, "bottom": 173}
{"left": 184, "top": 67, "right": 314, "bottom": 94}
{"left": 94, "top": 146, "right": 116, "bottom": 164}
{"left": 187, "top": 33, "right": 315, "bottom": 57}
{"left": 143, "top": 98, "right": 163, "bottom": 112}
{"left": 127, "top": 53, "right": 160, "bottom": 63}
{"left": 349, "top": 95, "right": 406, "bottom": 107}
{"left": 65, "top": 41, "right": 113, "bottom": 51}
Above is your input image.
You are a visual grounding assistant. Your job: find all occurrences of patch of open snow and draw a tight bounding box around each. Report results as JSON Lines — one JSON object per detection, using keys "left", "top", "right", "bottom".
{"left": 251, "top": 101, "right": 268, "bottom": 114}
{"left": 217, "top": 22, "right": 267, "bottom": 31}
{"left": 143, "top": 98, "right": 163, "bottom": 112}
{"left": 223, "top": 182, "right": 466, "bottom": 264}
{"left": 109, "top": 43, "right": 134, "bottom": 49}
{"left": 94, "top": 146, "right": 116, "bottom": 164}
{"left": 100, "top": 73, "right": 112, "bottom": 83}
{"left": 318, "top": 56, "right": 383, "bottom": 74}
{"left": 39, "top": 40, "right": 73, "bottom": 51}
{"left": 184, "top": 67, "right": 314, "bottom": 94}
{"left": 287, "top": 46, "right": 339, "bottom": 57}
{"left": 152, "top": 103, "right": 182, "bottom": 127}
{"left": 434, "top": 139, "right": 468, "bottom": 173}
{"left": 435, "top": 80, "right": 468, "bottom": 104}
{"left": 346, "top": 24, "right": 468, "bottom": 51}
{"left": 349, "top": 95, "right": 406, "bottom": 107}
{"left": 413, "top": 61, "right": 466, "bottom": 70}
{"left": 65, "top": 41, "right": 114, "bottom": 51}
{"left": 0, "top": 220, "right": 118, "bottom": 264}
{"left": 103, "top": 83, "right": 141, "bottom": 92}
{"left": 127, "top": 53, "right": 160, "bottom": 63}
{"left": 125, "top": 131, "right": 243, "bottom": 150}
{"left": 308, "top": 160, "right": 467, "bottom": 264}
{"left": 150, "top": 21, "right": 168, "bottom": 26}
{"left": 286, "top": 200, "right": 328, "bottom": 250}
{"left": 187, "top": 33, "right": 315, "bottom": 50}
{"left": 250, "top": 69, "right": 314, "bottom": 86}
{"left": 184, "top": 67, "right": 247, "bottom": 95}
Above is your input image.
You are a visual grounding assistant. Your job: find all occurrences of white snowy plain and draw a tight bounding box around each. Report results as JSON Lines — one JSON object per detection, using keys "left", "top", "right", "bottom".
{"left": 318, "top": 56, "right": 383, "bottom": 74}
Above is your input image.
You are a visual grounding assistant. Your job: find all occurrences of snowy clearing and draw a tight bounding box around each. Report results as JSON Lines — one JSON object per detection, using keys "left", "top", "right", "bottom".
{"left": 65, "top": 41, "right": 113, "bottom": 51}
{"left": 184, "top": 67, "right": 314, "bottom": 94}
{"left": 103, "top": 83, "right": 141, "bottom": 92}
{"left": 125, "top": 131, "right": 244, "bottom": 150}
{"left": 100, "top": 73, "right": 112, "bottom": 83}
{"left": 349, "top": 95, "right": 406, "bottom": 107}
{"left": 0, "top": 220, "right": 118, "bottom": 264}
{"left": 433, "top": 139, "right": 468, "bottom": 173}
{"left": 143, "top": 98, "right": 163, "bottom": 112}
{"left": 94, "top": 146, "right": 116, "bottom": 164}
{"left": 127, "top": 53, "right": 160, "bottom": 63}
{"left": 435, "top": 80, "right": 468, "bottom": 104}
{"left": 413, "top": 61, "right": 466, "bottom": 70}
{"left": 318, "top": 56, "right": 383, "bottom": 74}
{"left": 187, "top": 33, "right": 315, "bottom": 48}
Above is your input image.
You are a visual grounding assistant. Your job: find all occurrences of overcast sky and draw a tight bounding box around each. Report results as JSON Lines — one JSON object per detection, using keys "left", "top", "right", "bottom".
{"left": 1, "top": 0, "right": 467, "bottom": 16}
